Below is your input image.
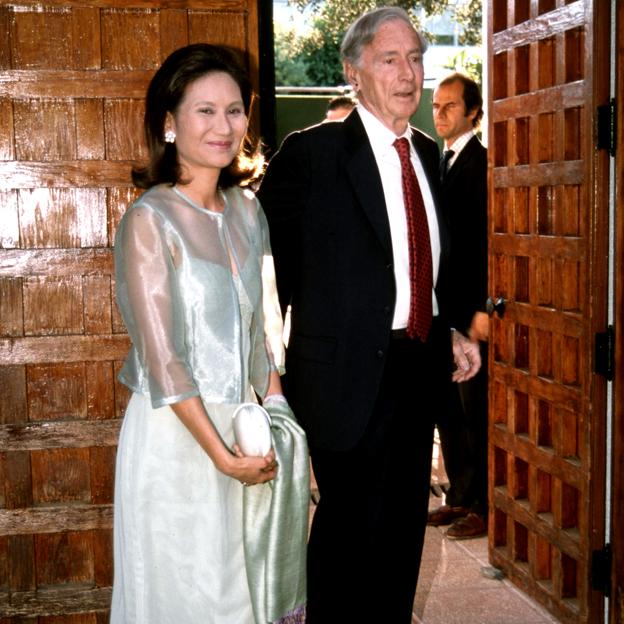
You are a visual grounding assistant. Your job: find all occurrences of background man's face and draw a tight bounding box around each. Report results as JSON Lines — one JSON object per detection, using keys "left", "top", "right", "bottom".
{"left": 432, "top": 80, "right": 477, "bottom": 145}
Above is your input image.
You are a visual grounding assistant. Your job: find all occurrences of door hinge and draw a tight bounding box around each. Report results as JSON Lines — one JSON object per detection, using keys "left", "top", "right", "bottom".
{"left": 591, "top": 543, "right": 612, "bottom": 596}
{"left": 597, "top": 98, "right": 616, "bottom": 156}
{"left": 595, "top": 325, "right": 615, "bottom": 381}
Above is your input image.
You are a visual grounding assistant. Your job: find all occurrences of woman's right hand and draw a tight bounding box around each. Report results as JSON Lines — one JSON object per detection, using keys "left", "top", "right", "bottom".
{"left": 222, "top": 447, "right": 278, "bottom": 486}
{"left": 170, "top": 396, "right": 278, "bottom": 486}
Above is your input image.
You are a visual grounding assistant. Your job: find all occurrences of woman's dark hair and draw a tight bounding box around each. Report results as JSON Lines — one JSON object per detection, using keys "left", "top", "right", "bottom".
{"left": 132, "top": 43, "right": 264, "bottom": 190}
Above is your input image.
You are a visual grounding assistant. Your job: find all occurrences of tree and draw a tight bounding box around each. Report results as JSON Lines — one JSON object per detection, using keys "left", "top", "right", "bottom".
{"left": 274, "top": 24, "right": 312, "bottom": 86}
{"left": 276, "top": 0, "right": 480, "bottom": 87}
{"left": 298, "top": 24, "right": 344, "bottom": 86}
{"left": 443, "top": 49, "right": 483, "bottom": 85}
{"left": 454, "top": 0, "right": 482, "bottom": 46}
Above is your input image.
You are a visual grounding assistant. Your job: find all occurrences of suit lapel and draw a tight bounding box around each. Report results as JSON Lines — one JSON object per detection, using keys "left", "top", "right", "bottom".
{"left": 342, "top": 112, "right": 393, "bottom": 258}
{"left": 444, "top": 135, "right": 481, "bottom": 183}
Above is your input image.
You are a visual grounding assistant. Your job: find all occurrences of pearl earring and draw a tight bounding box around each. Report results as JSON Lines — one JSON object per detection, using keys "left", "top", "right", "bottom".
{"left": 164, "top": 130, "right": 176, "bottom": 143}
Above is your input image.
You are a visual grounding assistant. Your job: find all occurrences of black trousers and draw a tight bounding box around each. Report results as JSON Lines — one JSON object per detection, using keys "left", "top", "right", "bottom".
{"left": 437, "top": 342, "right": 488, "bottom": 514}
{"left": 305, "top": 320, "right": 449, "bottom": 623}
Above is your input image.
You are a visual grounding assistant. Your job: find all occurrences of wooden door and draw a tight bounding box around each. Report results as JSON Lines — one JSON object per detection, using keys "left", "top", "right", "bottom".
{"left": 611, "top": 0, "right": 623, "bottom": 620}
{"left": 0, "top": 1, "right": 260, "bottom": 620}
{"left": 487, "top": 1, "right": 611, "bottom": 623}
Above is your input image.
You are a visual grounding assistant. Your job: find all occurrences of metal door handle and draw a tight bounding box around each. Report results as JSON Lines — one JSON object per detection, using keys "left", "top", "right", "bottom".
{"left": 486, "top": 296, "right": 506, "bottom": 318}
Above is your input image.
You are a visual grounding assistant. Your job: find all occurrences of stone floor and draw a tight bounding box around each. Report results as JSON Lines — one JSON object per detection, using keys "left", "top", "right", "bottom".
{"left": 413, "top": 435, "right": 561, "bottom": 624}
{"left": 413, "top": 518, "right": 561, "bottom": 623}
{"left": 308, "top": 432, "right": 562, "bottom": 624}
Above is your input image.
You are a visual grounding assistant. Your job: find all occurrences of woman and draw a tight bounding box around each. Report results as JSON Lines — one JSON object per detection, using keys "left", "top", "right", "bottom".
{"left": 111, "top": 44, "right": 307, "bottom": 623}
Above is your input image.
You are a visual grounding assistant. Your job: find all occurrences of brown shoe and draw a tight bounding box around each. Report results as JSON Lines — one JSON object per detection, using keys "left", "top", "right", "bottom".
{"left": 427, "top": 504, "right": 470, "bottom": 527}
{"left": 446, "top": 512, "right": 487, "bottom": 539}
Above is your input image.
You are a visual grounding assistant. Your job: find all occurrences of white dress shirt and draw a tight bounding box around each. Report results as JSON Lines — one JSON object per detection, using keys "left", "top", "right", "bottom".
{"left": 445, "top": 128, "right": 475, "bottom": 170}
{"left": 357, "top": 104, "right": 441, "bottom": 328}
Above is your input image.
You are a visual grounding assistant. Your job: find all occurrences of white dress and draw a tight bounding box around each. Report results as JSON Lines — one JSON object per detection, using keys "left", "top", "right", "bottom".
{"left": 110, "top": 184, "right": 286, "bottom": 624}
{"left": 111, "top": 277, "right": 257, "bottom": 623}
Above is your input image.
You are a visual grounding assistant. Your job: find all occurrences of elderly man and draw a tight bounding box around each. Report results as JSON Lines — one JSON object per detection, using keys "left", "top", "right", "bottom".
{"left": 258, "top": 7, "right": 480, "bottom": 622}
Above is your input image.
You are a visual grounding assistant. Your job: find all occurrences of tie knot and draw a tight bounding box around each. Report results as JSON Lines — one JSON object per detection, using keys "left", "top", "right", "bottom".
{"left": 439, "top": 149, "right": 455, "bottom": 181}
{"left": 393, "top": 137, "right": 411, "bottom": 161}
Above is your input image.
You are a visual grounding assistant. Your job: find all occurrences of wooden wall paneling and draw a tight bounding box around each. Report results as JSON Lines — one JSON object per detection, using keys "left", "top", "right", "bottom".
{"left": 188, "top": 10, "right": 247, "bottom": 48}
{"left": 160, "top": 8, "right": 189, "bottom": 58}
{"left": 13, "top": 99, "right": 76, "bottom": 162}
{"left": 0, "top": 99, "right": 15, "bottom": 160}
{"left": 17, "top": 188, "right": 107, "bottom": 249}
{"left": 0, "top": 1, "right": 262, "bottom": 619}
{"left": 71, "top": 7, "right": 102, "bottom": 70}
{"left": 104, "top": 99, "right": 146, "bottom": 162}
{"left": 101, "top": 8, "right": 161, "bottom": 70}
{"left": 11, "top": 8, "right": 73, "bottom": 71}
{"left": 75, "top": 100, "right": 106, "bottom": 161}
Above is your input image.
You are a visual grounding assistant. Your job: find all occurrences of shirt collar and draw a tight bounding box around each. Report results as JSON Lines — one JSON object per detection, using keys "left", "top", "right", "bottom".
{"left": 357, "top": 103, "right": 413, "bottom": 156}
{"left": 444, "top": 128, "right": 475, "bottom": 158}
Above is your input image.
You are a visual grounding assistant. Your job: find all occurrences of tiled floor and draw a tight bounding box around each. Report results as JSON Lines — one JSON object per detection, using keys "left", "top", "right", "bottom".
{"left": 413, "top": 516, "right": 561, "bottom": 623}
{"left": 410, "top": 436, "right": 561, "bottom": 624}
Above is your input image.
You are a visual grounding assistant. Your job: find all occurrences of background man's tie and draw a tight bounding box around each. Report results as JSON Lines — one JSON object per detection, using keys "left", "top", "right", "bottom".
{"left": 393, "top": 137, "right": 433, "bottom": 342}
{"left": 439, "top": 149, "right": 454, "bottom": 182}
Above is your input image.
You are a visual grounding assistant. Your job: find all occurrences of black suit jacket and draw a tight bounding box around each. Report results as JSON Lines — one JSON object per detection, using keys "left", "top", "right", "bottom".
{"left": 441, "top": 134, "right": 488, "bottom": 333}
{"left": 258, "top": 110, "right": 455, "bottom": 451}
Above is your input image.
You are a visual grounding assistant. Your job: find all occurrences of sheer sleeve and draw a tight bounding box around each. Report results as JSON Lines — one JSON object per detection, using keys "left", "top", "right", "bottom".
{"left": 257, "top": 199, "right": 286, "bottom": 374}
{"left": 115, "top": 203, "right": 199, "bottom": 407}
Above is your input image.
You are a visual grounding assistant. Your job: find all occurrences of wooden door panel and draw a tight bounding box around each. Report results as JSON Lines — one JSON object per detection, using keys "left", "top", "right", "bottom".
{"left": 0, "top": 1, "right": 260, "bottom": 619}
{"left": 487, "top": 1, "right": 610, "bottom": 622}
{"left": 614, "top": 3, "right": 624, "bottom": 620}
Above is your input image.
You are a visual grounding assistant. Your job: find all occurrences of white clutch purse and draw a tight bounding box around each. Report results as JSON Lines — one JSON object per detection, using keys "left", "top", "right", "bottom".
{"left": 232, "top": 403, "right": 272, "bottom": 457}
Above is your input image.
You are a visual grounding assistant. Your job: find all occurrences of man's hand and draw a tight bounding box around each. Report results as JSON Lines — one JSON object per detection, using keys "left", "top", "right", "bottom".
{"left": 451, "top": 329, "right": 482, "bottom": 382}
{"left": 468, "top": 311, "right": 489, "bottom": 342}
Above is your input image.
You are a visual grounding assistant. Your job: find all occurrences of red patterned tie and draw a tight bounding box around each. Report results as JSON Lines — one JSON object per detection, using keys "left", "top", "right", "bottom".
{"left": 393, "top": 137, "right": 433, "bottom": 342}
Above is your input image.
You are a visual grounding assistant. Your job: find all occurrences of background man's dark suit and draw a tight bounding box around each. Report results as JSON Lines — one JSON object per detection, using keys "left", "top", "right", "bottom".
{"left": 258, "top": 110, "right": 459, "bottom": 621}
{"left": 438, "top": 133, "right": 489, "bottom": 520}
{"left": 442, "top": 135, "right": 487, "bottom": 333}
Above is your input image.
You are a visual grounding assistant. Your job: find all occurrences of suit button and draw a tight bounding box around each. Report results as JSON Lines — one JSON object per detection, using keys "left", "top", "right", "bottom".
{"left": 386, "top": 263, "right": 393, "bottom": 270}
{"left": 376, "top": 350, "right": 384, "bottom": 358}
{"left": 383, "top": 306, "right": 391, "bottom": 314}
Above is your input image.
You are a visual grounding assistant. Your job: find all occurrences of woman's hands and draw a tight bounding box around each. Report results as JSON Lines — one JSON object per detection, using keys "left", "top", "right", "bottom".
{"left": 225, "top": 446, "right": 278, "bottom": 486}
{"left": 171, "top": 396, "right": 278, "bottom": 486}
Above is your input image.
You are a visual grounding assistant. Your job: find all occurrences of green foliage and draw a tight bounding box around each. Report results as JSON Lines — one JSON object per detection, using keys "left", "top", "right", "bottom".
{"left": 453, "top": 0, "right": 482, "bottom": 46}
{"left": 288, "top": 0, "right": 450, "bottom": 22}
{"left": 274, "top": 25, "right": 313, "bottom": 86}
{"left": 443, "top": 49, "right": 483, "bottom": 85}
{"left": 299, "top": 23, "right": 344, "bottom": 86}
{"left": 277, "top": 0, "right": 481, "bottom": 87}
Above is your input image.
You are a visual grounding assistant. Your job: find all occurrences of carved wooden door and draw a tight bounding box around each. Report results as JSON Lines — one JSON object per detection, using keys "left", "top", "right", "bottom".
{"left": 487, "top": 1, "right": 612, "bottom": 623}
{"left": 0, "top": 1, "right": 260, "bottom": 620}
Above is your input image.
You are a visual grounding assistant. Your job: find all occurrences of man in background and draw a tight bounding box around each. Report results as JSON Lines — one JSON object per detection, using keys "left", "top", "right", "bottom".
{"left": 429, "top": 72, "right": 489, "bottom": 539}
{"left": 324, "top": 94, "right": 357, "bottom": 120}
